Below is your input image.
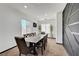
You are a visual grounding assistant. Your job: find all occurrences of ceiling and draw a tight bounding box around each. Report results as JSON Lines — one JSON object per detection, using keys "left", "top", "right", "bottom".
{"left": 4, "top": 3, "right": 66, "bottom": 21}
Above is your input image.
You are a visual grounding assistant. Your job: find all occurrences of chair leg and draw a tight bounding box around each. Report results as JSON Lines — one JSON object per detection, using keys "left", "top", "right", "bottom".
{"left": 41, "top": 47, "right": 43, "bottom": 55}
{"left": 44, "top": 45, "right": 45, "bottom": 50}
{"left": 44, "top": 43, "right": 46, "bottom": 50}
{"left": 19, "top": 52, "right": 21, "bottom": 56}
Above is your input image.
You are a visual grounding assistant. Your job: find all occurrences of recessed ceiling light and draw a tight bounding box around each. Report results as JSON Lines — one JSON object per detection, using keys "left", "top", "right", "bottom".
{"left": 24, "top": 5, "right": 27, "bottom": 8}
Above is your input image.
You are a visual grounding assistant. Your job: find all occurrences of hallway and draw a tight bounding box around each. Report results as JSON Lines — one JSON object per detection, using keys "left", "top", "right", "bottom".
{"left": 0, "top": 38, "right": 67, "bottom": 56}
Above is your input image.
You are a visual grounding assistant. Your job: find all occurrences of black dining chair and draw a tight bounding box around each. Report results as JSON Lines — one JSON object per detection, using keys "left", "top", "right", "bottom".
{"left": 36, "top": 34, "right": 48, "bottom": 55}
{"left": 43, "top": 34, "right": 48, "bottom": 50}
{"left": 36, "top": 37, "right": 45, "bottom": 55}
{"left": 23, "top": 34, "right": 28, "bottom": 38}
{"left": 15, "top": 36, "right": 34, "bottom": 56}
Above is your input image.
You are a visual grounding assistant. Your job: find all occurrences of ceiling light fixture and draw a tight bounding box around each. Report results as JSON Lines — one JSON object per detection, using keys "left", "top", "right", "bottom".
{"left": 24, "top": 5, "right": 27, "bottom": 8}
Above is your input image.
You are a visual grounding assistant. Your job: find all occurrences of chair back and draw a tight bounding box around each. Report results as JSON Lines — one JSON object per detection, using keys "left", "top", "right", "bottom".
{"left": 15, "top": 36, "right": 28, "bottom": 55}
{"left": 41, "top": 32, "right": 45, "bottom": 34}
{"left": 43, "top": 34, "right": 48, "bottom": 49}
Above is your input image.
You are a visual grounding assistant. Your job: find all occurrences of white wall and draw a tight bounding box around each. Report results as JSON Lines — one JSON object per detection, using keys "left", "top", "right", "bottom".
{"left": 56, "top": 11, "right": 63, "bottom": 44}
{"left": 0, "top": 4, "right": 38, "bottom": 52}
{"left": 0, "top": 5, "right": 20, "bottom": 52}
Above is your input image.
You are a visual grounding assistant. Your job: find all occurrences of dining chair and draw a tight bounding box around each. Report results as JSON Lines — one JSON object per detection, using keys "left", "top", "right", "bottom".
{"left": 36, "top": 38, "right": 45, "bottom": 55}
{"left": 41, "top": 32, "right": 45, "bottom": 34}
{"left": 35, "top": 35, "right": 47, "bottom": 56}
{"left": 15, "top": 36, "right": 34, "bottom": 56}
{"left": 23, "top": 34, "right": 27, "bottom": 38}
{"left": 36, "top": 34, "right": 48, "bottom": 55}
{"left": 43, "top": 34, "right": 48, "bottom": 50}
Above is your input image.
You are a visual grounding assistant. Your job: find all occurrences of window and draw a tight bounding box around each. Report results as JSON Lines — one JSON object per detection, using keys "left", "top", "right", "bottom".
{"left": 46, "top": 24, "right": 50, "bottom": 33}
{"left": 41, "top": 24, "right": 50, "bottom": 33}
{"left": 21, "top": 19, "right": 30, "bottom": 35}
{"left": 41, "top": 24, "right": 46, "bottom": 32}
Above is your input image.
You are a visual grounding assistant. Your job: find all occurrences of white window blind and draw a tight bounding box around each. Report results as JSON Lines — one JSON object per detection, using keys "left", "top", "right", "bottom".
{"left": 41, "top": 24, "right": 50, "bottom": 33}
{"left": 46, "top": 24, "right": 50, "bottom": 33}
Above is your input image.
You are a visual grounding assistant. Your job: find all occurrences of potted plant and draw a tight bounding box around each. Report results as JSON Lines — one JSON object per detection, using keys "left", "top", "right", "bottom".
{"left": 38, "top": 25, "right": 41, "bottom": 33}
{"left": 50, "top": 24, "right": 53, "bottom": 38}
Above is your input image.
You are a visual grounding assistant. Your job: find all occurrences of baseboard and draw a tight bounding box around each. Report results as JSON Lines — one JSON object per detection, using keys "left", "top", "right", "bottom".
{"left": 62, "top": 45, "right": 69, "bottom": 56}
{"left": 56, "top": 43, "right": 63, "bottom": 45}
{"left": 0, "top": 46, "right": 16, "bottom": 54}
{"left": 48, "top": 37, "right": 56, "bottom": 39}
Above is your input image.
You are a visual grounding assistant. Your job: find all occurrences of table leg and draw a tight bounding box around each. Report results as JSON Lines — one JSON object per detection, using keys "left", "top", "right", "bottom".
{"left": 33, "top": 43, "right": 38, "bottom": 56}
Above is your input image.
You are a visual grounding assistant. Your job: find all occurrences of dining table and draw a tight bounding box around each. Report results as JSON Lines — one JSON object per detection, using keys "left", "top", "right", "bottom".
{"left": 25, "top": 34, "right": 47, "bottom": 55}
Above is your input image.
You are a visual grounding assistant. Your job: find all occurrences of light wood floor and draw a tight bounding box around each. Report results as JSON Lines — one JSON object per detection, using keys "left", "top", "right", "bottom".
{"left": 0, "top": 38, "right": 68, "bottom": 56}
